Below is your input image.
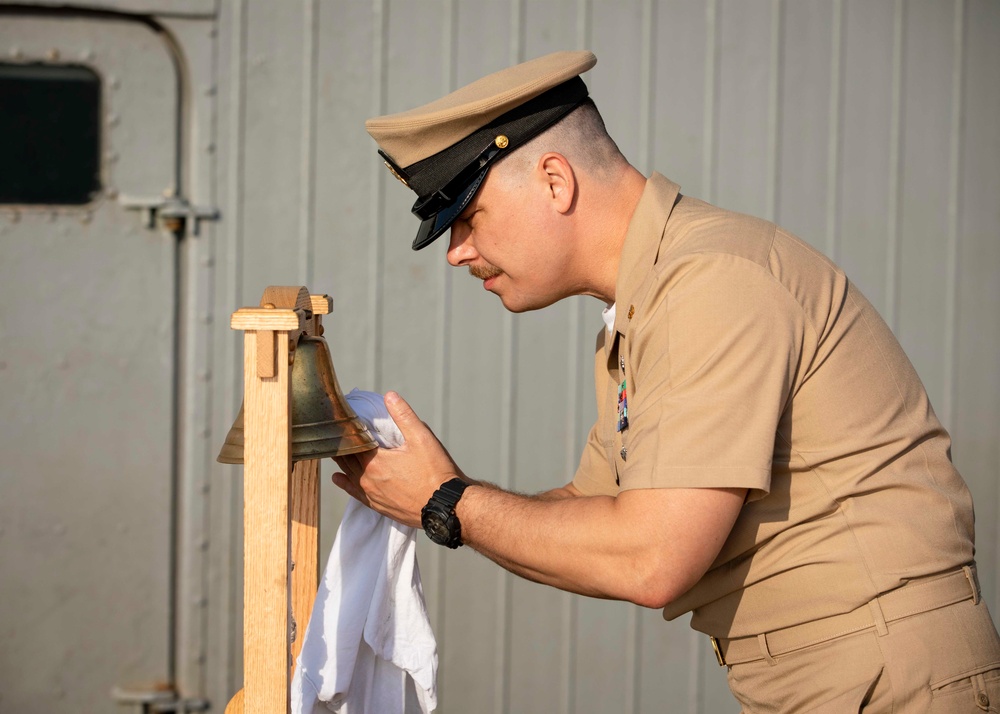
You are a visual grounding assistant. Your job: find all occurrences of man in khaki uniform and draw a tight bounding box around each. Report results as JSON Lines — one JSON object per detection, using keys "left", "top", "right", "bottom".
{"left": 334, "top": 51, "right": 1000, "bottom": 712}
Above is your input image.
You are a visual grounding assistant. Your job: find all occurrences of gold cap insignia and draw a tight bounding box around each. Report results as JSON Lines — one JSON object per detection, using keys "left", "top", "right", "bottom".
{"left": 383, "top": 160, "right": 409, "bottom": 187}
{"left": 495, "top": 135, "right": 509, "bottom": 149}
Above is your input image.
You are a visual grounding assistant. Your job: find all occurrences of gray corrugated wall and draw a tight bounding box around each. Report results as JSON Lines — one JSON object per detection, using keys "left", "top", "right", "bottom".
{"left": 206, "top": 1, "right": 1000, "bottom": 712}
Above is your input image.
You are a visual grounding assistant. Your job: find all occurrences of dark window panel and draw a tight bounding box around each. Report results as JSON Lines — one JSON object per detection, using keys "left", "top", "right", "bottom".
{"left": 0, "top": 63, "right": 102, "bottom": 205}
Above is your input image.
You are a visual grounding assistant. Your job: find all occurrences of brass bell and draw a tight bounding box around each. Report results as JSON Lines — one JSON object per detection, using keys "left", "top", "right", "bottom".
{"left": 217, "top": 335, "right": 376, "bottom": 464}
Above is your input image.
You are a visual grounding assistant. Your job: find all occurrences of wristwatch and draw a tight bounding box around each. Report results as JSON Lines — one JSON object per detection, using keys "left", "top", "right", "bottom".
{"left": 421, "top": 477, "right": 469, "bottom": 549}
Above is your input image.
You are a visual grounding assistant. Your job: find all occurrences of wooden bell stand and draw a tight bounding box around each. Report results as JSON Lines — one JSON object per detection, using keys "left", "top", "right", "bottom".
{"left": 224, "top": 285, "right": 332, "bottom": 714}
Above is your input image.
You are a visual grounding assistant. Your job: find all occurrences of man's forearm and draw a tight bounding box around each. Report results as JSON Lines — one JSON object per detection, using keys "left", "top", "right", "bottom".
{"left": 456, "top": 484, "right": 635, "bottom": 599}
{"left": 454, "top": 483, "right": 744, "bottom": 609}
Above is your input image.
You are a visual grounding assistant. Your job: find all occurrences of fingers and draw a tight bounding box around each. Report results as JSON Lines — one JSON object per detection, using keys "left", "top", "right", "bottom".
{"left": 384, "top": 391, "right": 426, "bottom": 443}
{"left": 333, "top": 449, "right": 375, "bottom": 477}
{"left": 331, "top": 470, "right": 371, "bottom": 507}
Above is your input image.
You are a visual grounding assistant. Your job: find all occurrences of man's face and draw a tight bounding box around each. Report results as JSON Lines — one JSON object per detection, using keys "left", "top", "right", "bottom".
{"left": 445, "top": 167, "right": 571, "bottom": 313}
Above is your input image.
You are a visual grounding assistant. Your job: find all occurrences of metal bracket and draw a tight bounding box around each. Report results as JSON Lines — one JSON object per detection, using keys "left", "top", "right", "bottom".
{"left": 118, "top": 194, "right": 220, "bottom": 236}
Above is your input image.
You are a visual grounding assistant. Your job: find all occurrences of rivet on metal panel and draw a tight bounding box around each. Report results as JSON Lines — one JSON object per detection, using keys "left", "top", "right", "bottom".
{"left": 46, "top": 48, "right": 60, "bottom": 61}
{"left": 107, "top": 151, "right": 119, "bottom": 164}
{"left": 109, "top": 76, "right": 120, "bottom": 89}
{"left": 201, "top": 256, "right": 215, "bottom": 268}
{"left": 107, "top": 113, "right": 120, "bottom": 127}
{"left": 201, "top": 428, "right": 211, "bottom": 439}
{"left": 198, "top": 370, "right": 212, "bottom": 382}
{"left": 204, "top": 85, "right": 216, "bottom": 96}
{"left": 9, "top": 210, "right": 20, "bottom": 224}
{"left": 105, "top": 188, "right": 118, "bottom": 199}
{"left": 48, "top": 211, "right": 58, "bottom": 222}
{"left": 80, "top": 49, "right": 95, "bottom": 61}
{"left": 199, "top": 540, "right": 210, "bottom": 552}
{"left": 200, "top": 313, "right": 213, "bottom": 325}
{"left": 205, "top": 142, "right": 216, "bottom": 154}
{"left": 201, "top": 481, "right": 211, "bottom": 494}
{"left": 80, "top": 211, "right": 92, "bottom": 224}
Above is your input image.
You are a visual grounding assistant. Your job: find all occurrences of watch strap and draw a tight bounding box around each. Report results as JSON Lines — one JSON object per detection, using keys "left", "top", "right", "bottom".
{"left": 435, "top": 477, "right": 468, "bottom": 506}
{"left": 423, "top": 477, "right": 468, "bottom": 548}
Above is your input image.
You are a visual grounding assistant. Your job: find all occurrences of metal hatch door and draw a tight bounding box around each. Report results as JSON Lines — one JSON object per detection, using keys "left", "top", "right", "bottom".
{"left": 0, "top": 12, "right": 182, "bottom": 713}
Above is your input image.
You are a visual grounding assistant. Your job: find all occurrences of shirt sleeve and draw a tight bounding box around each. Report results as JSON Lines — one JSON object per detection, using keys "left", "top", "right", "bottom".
{"left": 573, "top": 328, "right": 620, "bottom": 497}
{"left": 618, "top": 253, "right": 806, "bottom": 500}
{"left": 573, "top": 421, "right": 619, "bottom": 496}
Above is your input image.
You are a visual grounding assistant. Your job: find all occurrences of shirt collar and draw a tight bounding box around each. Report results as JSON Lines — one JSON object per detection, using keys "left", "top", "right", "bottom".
{"left": 609, "top": 173, "right": 681, "bottom": 340}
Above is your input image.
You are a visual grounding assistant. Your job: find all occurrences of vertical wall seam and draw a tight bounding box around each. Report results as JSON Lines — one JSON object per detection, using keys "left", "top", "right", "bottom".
{"left": 825, "top": 0, "right": 845, "bottom": 261}
{"left": 626, "top": 4, "right": 657, "bottom": 713}
{"left": 566, "top": 1, "right": 592, "bottom": 711}
{"left": 701, "top": 0, "right": 719, "bottom": 203}
{"left": 942, "top": 0, "right": 965, "bottom": 430}
{"left": 498, "top": 13, "right": 524, "bottom": 712}
{"left": 299, "top": 0, "right": 319, "bottom": 286}
{"left": 369, "top": 0, "right": 388, "bottom": 390}
{"left": 223, "top": 0, "right": 248, "bottom": 694}
{"left": 434, "top": 5, "right": 457, "bottom": 711}
{"left": 765, "top": 0, "right": 782, "bottom": 223}
{"left": 199, "top": 11, "right": 222, "bottom": 700}
{"left": 436, "top": 0, "right": 457, "bottom": 447}
{"left": 637, "top": 0, "right": 655, "bottom": 176}
{"left": 693, "top": 1, "right": 719, "bottom": 708}
{"left": 885, "top": 0, "right": 905, "bottom": 332}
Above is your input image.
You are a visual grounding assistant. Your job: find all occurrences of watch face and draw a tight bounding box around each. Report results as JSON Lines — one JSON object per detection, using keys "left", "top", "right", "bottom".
{"left": 422, "top": 510, "right": 452, "bottom": 544}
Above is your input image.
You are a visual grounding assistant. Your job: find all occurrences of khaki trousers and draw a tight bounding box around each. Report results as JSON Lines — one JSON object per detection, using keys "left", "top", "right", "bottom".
{"left": 724, "top": 569, "right": 1000, "bottom": 712}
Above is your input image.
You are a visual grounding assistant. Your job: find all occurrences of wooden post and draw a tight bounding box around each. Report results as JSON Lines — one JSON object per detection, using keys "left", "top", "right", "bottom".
{"left": 224, "top": 288, "right": 334, "bottom": 714}
{"left": 234, "top": 310, "right": 297, "bottom": 714}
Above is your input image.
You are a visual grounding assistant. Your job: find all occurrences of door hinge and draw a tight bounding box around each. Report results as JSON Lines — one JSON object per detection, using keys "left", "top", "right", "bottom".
{"left": 111, "top": 684, "right": 210, "bottom": 713}
{"left": 119, "top": 194, "right": 220, "bottom": 236}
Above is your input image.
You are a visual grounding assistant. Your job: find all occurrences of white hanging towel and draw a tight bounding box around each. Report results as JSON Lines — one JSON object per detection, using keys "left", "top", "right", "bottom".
{"left": 291, "top": 389, "right": 438, "bottom": 714}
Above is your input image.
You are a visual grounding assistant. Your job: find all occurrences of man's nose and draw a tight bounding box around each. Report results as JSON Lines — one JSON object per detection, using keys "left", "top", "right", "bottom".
{"left": 446, "top": 225, "right": 477, "bottom": 267}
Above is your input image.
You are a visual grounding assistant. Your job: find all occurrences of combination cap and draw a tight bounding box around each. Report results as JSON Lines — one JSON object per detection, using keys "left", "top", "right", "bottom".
{"left": 366, "top": 50, "right": 597, "bottom": 250}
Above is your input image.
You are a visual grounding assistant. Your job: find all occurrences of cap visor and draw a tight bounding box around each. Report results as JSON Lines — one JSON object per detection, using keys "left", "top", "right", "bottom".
{"left": 411, "top": 167, "right": 489, "bottom": 250}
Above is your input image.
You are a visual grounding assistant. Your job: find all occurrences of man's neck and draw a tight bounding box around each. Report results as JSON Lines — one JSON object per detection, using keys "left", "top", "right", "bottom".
{"left": 579, "top": 166, "right": 648, "bottom": 304}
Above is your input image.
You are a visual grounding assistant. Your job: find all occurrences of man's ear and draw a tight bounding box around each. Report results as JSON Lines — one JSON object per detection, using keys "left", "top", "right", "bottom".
{"left": 537, "top": 153, "right": 575, "bottom": 214}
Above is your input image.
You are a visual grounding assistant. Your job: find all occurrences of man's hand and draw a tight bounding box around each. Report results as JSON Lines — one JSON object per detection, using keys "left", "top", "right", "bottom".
{"left": 331, "top": 391, "right": 463, "bottom": 528}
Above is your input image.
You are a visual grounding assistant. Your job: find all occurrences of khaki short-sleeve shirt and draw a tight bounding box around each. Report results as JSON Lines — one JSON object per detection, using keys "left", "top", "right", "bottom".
{"left": 573, "top": 174, "right": 976, "bottom": 637}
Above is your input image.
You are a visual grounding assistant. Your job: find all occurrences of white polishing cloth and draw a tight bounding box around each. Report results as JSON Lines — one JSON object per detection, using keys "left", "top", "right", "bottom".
{"left": 290, "top": 389, "right": 438, "bottom": 714}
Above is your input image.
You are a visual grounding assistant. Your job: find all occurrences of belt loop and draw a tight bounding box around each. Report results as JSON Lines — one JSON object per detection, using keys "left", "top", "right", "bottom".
{"left": 869, "top": 597, "right": 889, "bottom": 636}
{"left": 757, "top": 633, "right": 778, "bottom": 666}
{"left": 972, "top": 672, "right": 990, "bottom": 711}
{"left": 963, "top": 565, "right": 980, "bottom": 605}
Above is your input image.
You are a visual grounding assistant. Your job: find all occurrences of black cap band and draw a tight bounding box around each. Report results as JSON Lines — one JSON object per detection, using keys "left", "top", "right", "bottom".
{"left": 393, "top": 76, "right": 590, "bottom": 250}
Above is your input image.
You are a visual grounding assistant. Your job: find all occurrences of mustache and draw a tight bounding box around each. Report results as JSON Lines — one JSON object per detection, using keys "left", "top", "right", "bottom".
{"left": 469, "top": 264, "right": 503, "bottom": 281}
